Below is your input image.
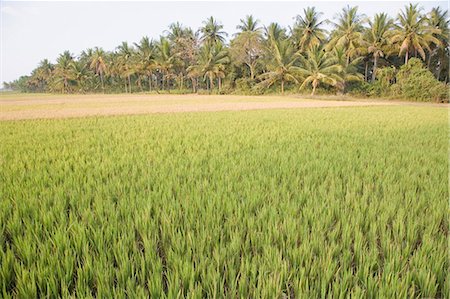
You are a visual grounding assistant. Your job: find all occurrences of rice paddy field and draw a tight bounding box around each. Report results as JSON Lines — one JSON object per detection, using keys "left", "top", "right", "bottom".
{"left": 0, "top": 98, "right": 448, "bottom": 298}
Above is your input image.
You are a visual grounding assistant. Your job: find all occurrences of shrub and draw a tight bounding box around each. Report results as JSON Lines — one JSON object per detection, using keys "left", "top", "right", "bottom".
{"left": 391, "top": 58, "right": 448, "bottom": 102}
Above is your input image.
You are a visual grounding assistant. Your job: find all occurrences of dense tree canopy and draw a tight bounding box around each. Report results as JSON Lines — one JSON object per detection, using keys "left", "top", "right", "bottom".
{"left": 4, "top": 4, "right": 449, "bottom": 101}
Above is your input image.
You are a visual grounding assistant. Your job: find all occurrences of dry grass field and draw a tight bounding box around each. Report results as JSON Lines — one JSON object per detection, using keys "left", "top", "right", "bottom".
{"left": 0, "top": 93, "right": 420, "bottom": 120}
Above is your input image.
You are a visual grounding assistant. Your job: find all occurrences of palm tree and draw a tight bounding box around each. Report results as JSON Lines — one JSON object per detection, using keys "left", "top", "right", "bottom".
{"left": 333, "top": 47, "right": 364, "bottom": 92}
{"left": 53, "top": 51, "right": 75, "bottom": 93}
{"left": 31, "top": 59, "right": 53, "bottom": 91}
{"left": 236, "top": 15, "right": 261, "bottom": 32}
{"left": 155, "top": 37, "right": 176, "bottom": 90}
{"left": 264, "top": 22, "right": 287, "bottom": 44}
{"left": 365, "top": 13, "right": 394, "bottom": 81}
{"left": 258, "top": 39, "right": 300, "bottom": 94}
{"left": 89, "top": 47, "right": 107, "bottom": 91}
{"left": 231, "top": 15, "right": 263, "bottom": 80}
{"left": 391, "top": 4, "right": 441, "bottom": 64}
{"left": 135, "top": 37, "right": 157, "bottom": 91}
{"left": 200, "top": 17, "right": 227, "bottom": 45}
{"left": 292, "top": 7, "right": 327, "bottom": 52}
{"left": 328, "top": 6, "right": 366, "bottom": 66}
{"left": 296, "top": 46, "right": 342, "bottom": 95}
{"left": 70, "top": 61, "right": 91, "bottom": 93}
{"left": 116, "top": 42, "right": 135, "bottom": 93}
{"left": 188, "top": 43, "right": 229, "bottom": 92}
{"left": 426, "top": 7, "right": 449, "bottom": 80}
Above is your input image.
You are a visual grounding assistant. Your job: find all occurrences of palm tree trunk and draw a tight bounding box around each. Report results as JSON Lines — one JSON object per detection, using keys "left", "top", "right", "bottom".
{"left": 281, "top": 79, "right": 284, "bottom": 95}
{"left": 371, "top": 56, "right": 378, "bottom": 82}
{"left": 100, "top": 71, "right": 104, "bottom": 93}
{"left": 209, "top": 76, "right": 213, "bottom": 94}
{"left": 311, "top": 82, "right": 317, "bottom": 96}
{"left": 405, "top": 51, "right": 409, "bottom": 64}
{"left": 148, "top": 74, "right": 152, "bottom": 91}
{"left": 218, "top": 77, "right": 222, "bottom": 92}
{"left": 365, "top": 61, "right": 369, "bottom": 82}
{"left": 128, "top": 75, "right": 132, "bottom": 93}
{"left": 247, "top": 63, "right": 255, "bottom": 80}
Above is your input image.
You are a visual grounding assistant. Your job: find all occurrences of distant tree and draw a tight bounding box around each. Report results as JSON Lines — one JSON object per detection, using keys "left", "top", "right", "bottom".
{"left": 116, "top": 42, "right": 135, "bottom": 93}
{"left": 89, "top": 47, "right": 108, "bottom": 91}
{"left": 53, "top": 51, "right": 75, "bottom": 93}
{"left": 258, "top": 38, "right": 300, "bottom": 94}
{"left": 292, "top": 7, "right": 327, "bottom": 52}
{"left": 230, "top": 15, "right": 263, "bottom": 80}
{"left": 200, "top": 17, "right": 228, "bottom": 46}
{"left": 364, "top": 13, "right": 394, "bottom": 81}
{"left": 328, "top": 6, "right": 366, "bottom": 66}
{"left": 296, "top": 46, "right": 342, "bottom": 95}
{"left": 188, "top": 42, "right": 229, "bottom": 92}
{"left": 391, "top": 4, "right": 441, "bottom": 64}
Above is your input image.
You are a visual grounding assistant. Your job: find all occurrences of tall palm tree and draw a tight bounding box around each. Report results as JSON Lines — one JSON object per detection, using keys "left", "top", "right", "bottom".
{"left": 426, "top": 7, "right": 449, "bottom": 80}
{"left": 135, "top": 36, "right": 157, "bottom": 91}
{"left": 297, "top": 46, "right": 342, "bottom": 95}
{"left": 236, "top": 15, "right": 261, "bottom": 32}
{"left": 333, "top": 47, "right": 364, "bottom": 92}
{"left": 258, "top": 39, "right": 300, "bottom": 94}
{"left": 264, "top": 22, "right": 287, "bottom": 44}
{"left": 328, "top": 6, "right": 366, "bottom": 66}
{"left": 231, "top": 15, "right": 263, "bottom": 80}
{"left": 188, "top": 43, "right": 229, "bottom": 92}
{"left": 391, "top": 4, "right": 441, "bottom": 64}
{"left": 292, "top": 7, "right": 327, "bottom": 52}
{"left": 89, "top": 47, "right": 107, "bottom": 91}
{"left": 155, "top": 37, "right": 176, "bottom": 90}
{"left": 200, "top": 17, "right": 227, "bottom": 45}
{"left": 31, "top": 59, "right": 53, "bottom": 91}
{"left": 365, "top": 13, "right": 394, "bottom": 81}
{"left": 53, "top": 51, "right": 75, "bottom": 93}
{"left": 69, "top": 61, "right": 91, "bottom": 93}
{"left": 116, "top": 42, "right": 135, "bottom": 93}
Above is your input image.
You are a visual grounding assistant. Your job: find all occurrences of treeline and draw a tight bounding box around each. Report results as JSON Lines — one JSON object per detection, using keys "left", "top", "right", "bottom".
{"left": 4, "top": 4, "right": 449, "bottom": 102}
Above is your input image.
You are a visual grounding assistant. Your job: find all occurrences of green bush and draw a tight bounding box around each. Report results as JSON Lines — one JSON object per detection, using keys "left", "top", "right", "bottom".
{"left": 391, "top": 58, "right": 448, "bottom": 102}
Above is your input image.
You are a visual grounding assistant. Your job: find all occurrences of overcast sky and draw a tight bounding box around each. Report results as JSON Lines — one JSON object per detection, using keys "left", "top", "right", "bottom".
{"left": 1, "top": 1, "right": 447, "bottom": 85}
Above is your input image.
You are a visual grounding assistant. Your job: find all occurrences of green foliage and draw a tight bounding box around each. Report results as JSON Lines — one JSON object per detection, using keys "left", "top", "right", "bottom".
{"left": 391, "top": 58, "right": 448, "bottom": 102}
{"left": 0, "top": 107, "right": 447, "bottom": 297}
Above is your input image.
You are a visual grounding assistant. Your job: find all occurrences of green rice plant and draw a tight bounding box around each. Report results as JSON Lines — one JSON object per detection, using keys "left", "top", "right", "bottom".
{"left": 0, "top": 106, "right": 447, "bottom": 297}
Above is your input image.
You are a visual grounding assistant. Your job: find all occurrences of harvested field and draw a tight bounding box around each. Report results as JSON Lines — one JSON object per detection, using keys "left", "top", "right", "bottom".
{"left": 0, "top": 93, "right": 435, "bottom": 121}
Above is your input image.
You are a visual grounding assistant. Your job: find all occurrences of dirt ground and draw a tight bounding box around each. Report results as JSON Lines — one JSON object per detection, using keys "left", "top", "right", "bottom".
{"left": 0, "top": 94, "right": 446, "bottom": 121}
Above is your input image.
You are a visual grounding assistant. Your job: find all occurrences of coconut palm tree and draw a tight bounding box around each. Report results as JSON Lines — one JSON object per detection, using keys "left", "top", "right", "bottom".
{"left": 31, "top": 59, "right": 53, "bottom": 92}
{"left": 258, "top": 38, "right": 300, "bottom": 94}
{"left": 296, "top": 46, "right": 342, "bottom": 95}
{"left": 264, "top": 22, "right": 287, "bottom": 44}
{"left": 328, "top": 6, "right": 366, "bottom": 66}
{"left": 236, "top": 15, "right": 261, "bottom": 32}
{"left": 231, "top": 15, "right": 263, "bottom": 80}
{"left": 188, "top": 42, "right": 229, "bottom": 92}
{"left": 426, "top": 7, "right": 449, "bottom": 80}
{"left": 391, "top": 4, "right": 441, "bottom": 64}
{"left": 69, "top": 61, "right": 91, "bottom": 93}
{"left": 135, "top": 36, "right": 157, "bottom": 91}
{"left": 89, "top": 47, "right": 108, "bottom": 91}
{"left": 333, "top": 47, "right": 364, "bottom": 92}
{"left": 155, "top": 37, "right": 176, "bottom": 90}
{"left": 365, "top": 13, "right": 394, "bottom": 81}
{"left": 292, "top": 7, "right": 327, "bottom": 52}
{"left": 116, "top": 42, "right": 135, "bottom": 93}
{"left": 200, "top": 17, "right": 228, "bottom": 46}
{"left": 53, "top": 51, "right": 75, "bottom": 93}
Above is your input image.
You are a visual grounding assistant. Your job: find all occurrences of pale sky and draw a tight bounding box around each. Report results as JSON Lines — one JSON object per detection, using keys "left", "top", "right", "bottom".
{"left": 1, "top": 1, "right": 447, "bottom": 86}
